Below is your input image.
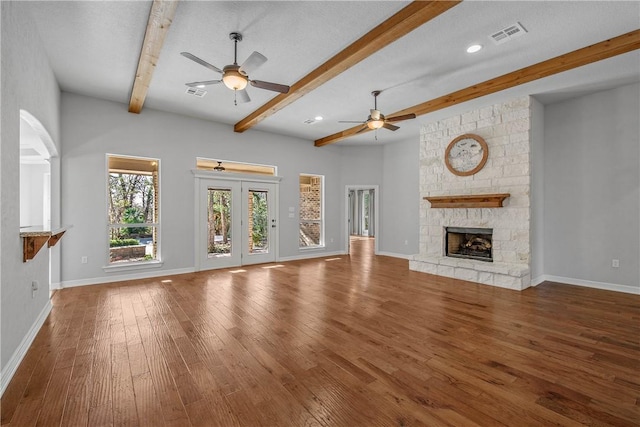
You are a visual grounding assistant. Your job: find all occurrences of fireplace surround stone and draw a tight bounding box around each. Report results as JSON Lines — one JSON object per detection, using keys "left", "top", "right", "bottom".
{"left": 410, "top": 96, "right": 532, "bottom": 290}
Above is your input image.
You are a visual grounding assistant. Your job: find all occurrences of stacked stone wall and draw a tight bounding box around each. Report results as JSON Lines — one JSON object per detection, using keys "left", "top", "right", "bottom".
{"left": 409, "top": 97, "right": 532, "bottom": 290}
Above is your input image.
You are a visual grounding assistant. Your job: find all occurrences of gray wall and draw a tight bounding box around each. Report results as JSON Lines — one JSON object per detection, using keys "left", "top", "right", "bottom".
{"left": 60, "top": 93, "right": 389, "bottom": 284}
{"left": 543, "top": 83, "right": 639, "bottom": 290}
{"left": 1, "top": 2, "right": 61, "bottom": 372}
{"left": 381, "top": 137, "right": 420, "bottom": 257}
{"left": 530, "top": 97, "right": 545, "bottom": 282}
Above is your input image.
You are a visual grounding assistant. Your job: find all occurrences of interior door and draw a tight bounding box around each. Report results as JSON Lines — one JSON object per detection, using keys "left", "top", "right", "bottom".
{"left": 198, "top": 178, "right": 277, "bottom": 270}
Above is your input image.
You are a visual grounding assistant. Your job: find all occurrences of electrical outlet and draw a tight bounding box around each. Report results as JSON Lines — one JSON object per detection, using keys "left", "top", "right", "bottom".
{"left": 612, "top": 259, "right": 619, "bottom": 268}
{"left": 81, "top": 256, "right": 88, "bottom": 264}
{"left": 31, "top": 280, "right": 38, "bottom": 298}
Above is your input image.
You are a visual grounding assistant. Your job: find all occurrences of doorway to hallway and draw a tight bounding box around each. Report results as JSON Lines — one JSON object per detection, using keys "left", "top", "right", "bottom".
{"left": 345, "top": 185, "right": 378, "bottom": 255}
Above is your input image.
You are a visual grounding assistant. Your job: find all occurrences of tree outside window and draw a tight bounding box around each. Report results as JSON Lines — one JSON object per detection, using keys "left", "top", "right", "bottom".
{"left": 108, "top": 155, "right": 159, "bottom": 264}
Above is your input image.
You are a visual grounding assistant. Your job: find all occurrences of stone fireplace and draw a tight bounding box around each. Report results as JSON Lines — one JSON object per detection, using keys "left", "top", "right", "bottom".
{"left": 409, "top": 97, "right": 532, "bottom": 290}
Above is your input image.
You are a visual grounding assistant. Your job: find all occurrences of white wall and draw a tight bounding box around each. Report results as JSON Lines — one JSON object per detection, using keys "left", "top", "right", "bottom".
{"left": 543, "top": 83, "right": 639, "bottom": 292}
{"left": 60, "top": 93, "right": 386, "bottom": 285}
{"left": 19, "top": 163, "right": 50, "bottom": 227}
{"left": 380, "top": 137, "right": 420, "bottom": 257}
{"left": 1, "top": 1, "right": 61, "bottom": 387}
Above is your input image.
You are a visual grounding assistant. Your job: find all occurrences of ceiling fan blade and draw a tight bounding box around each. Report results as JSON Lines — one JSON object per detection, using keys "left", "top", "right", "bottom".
{"left": 386, "top": 113, "right": 417, "bottom": 122}
{"left": 180, "top": 52, "right": 223, "bottom": 74}
{"left": 239, "top": 51, "right": 267, "bottom": 75}
{"left": 382, "top": 122, "right": 400, "bottom": 131}
{"left": 250, "top": 80, "right": 290, "bottom": 94}
{"left": 370, "top": 109, "right": 381, "bottom": 120}
{"left": 356, "top": 125, "right": 370, "bottom": 134}
{"left": 338, "top": 120, "right": 366, "bottom": 124}
{"left": 185, "top": 80, "right": 222, "bottom": 87}
{"left": 237, "top": 88, "right": 251, "bottom": 103}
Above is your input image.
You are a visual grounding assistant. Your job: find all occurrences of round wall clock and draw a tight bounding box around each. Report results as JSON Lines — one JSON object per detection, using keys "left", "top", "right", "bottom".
{"left": 444, "top": 133, "right": 489, "bottom": 176}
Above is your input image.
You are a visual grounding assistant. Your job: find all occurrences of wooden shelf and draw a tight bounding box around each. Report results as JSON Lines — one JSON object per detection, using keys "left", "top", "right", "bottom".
{"left": 20, "top": 225, "right": 70, "bottom": 262}
{"left": 424, "top": 193, "right": 510, "bottom": 208}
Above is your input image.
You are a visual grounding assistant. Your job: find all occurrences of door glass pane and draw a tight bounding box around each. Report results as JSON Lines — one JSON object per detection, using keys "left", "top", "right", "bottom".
{"left": 249, "top": 190, "right": 269, "bottom": 254}
{"left": 208, "top": 188, "right": 232, "bottom": 257}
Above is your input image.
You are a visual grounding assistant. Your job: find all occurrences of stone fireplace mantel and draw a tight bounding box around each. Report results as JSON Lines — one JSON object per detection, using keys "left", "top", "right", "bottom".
{"left": 424, "top": 193, "right": 510, "bottom": 208}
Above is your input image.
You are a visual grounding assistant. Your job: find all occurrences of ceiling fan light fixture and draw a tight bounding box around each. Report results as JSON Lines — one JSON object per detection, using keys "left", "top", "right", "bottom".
{"left": 222, "top": 69, "right": 248, "bottom": 90}
{"left": 367, "top": 119, "right": 384, "bottom": 130}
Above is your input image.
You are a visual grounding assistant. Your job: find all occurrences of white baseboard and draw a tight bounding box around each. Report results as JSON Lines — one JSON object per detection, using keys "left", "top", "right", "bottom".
{"left": 377, "top": 251, "right": 412, "bottom": 260}
{"left": 535, "top": 274, "right": 639, "bottom": 295}
{"left": 530, "top": 275, "right": 546, "bottom": 287}
{"left": 60, "top": 267, "right": 196, "bottom": 288}
{"left": 278, "top": 250, "right": 346, "bottom": 262}
{"left": 1, "top": 300, "right": 52, "bottom": 397}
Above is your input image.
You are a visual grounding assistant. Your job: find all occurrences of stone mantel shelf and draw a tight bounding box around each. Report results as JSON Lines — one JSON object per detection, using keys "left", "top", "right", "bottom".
{"left": 20, "top": 225, "right": 71, "bottom": 262}
{"left": 424, "top": 193, "right": 510, "bottom": 208}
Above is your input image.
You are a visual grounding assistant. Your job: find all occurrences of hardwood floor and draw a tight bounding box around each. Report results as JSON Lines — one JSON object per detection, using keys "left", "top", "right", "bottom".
{"left": 2, "top": 238, "right": 639, "bottom": 426}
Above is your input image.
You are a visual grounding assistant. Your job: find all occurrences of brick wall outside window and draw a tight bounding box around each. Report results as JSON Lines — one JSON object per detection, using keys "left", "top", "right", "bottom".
{"left": 300, "top": 175, "right": 322, "bottom": 246}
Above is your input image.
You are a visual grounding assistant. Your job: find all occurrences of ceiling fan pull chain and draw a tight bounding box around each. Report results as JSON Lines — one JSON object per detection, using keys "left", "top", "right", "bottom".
{"left": 234, "top": 90, "right": 237, "bottom": 106}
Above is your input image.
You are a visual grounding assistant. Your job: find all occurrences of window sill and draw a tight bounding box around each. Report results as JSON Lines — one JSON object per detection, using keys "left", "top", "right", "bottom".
{"left": 299, "top": 246, "right": 325, "bottom": 251}
{"left": 103, "top": 260, "right": 164, "bottom": 273}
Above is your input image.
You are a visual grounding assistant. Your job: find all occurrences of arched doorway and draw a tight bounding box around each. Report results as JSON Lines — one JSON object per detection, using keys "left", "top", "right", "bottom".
{"left": 19, "top": 110, "right": 57, "bottom": 288}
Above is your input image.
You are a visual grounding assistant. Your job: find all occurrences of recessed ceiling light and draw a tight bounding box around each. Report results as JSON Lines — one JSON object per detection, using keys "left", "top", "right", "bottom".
{"left": 314, "top": 116, "right": 324, "bottom": 121}
{"left": 466, "top": 44, "right": 482, "bottom": 53}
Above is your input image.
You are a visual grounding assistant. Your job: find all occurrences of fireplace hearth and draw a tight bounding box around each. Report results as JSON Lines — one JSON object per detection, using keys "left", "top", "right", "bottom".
{"left": 446, "top": 227, "right": 493, "bottom": 262}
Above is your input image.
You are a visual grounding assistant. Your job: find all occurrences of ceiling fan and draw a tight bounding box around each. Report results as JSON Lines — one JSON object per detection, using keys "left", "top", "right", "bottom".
{"left": 339, "top": 91, "right": 416, "bottom": 137}
{"left": 181, "top": 32, "right": 290, "bottom": 105}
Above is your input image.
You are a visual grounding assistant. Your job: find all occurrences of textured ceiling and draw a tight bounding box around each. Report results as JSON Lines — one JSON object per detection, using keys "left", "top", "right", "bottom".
{"left": 23, "top": 1, "right": 640, "bottom": 146}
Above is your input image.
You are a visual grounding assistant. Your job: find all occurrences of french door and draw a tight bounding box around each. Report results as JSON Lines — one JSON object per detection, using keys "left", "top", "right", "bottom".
{"left": 197, "top": 177, "right": 277, "bottom": 270}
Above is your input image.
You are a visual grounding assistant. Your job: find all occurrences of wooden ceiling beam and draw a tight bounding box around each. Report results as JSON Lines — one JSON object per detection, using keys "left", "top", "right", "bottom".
{"left": 128, "top": 0, "right": 179, "bottom": 114}
{"left": 234, "top": 1, "right": 461, "bottom": 133}
{"left": 315, "top": 29, "right": 640, "bottom": 147}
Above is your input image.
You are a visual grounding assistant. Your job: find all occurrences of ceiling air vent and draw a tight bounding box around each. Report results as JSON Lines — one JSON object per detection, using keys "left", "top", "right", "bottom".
{"left": 185, "top": 87, "right": 207, "bottom": 97}
{"left": 490, "top": 22, "right": 527, "bottom": 45}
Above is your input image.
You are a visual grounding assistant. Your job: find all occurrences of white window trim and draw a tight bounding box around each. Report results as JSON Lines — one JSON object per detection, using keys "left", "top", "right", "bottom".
{"left": 105, "top": 154, "right": 161, "bottom": 268}
{"left": 103, "top": 260, "right": 164, "bottom": 273}
{"left": 299, "top": 173, "right": 324, "bottom": 249}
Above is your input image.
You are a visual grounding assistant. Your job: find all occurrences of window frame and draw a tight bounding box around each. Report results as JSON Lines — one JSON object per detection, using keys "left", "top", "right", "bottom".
{"left": 299, "top": 173, "right": 324, "bottom": 249}
{"left": 104, "top": 154, "right": 162, "bottom": 271}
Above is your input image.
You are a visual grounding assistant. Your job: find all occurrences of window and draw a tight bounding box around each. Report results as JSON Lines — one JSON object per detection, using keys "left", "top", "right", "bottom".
{"left": 196, "top": 157, "right": 276, "bottom": 175}
{"left": 107, "top": 155, "right": 159, "bottom": 264}
{"left": 299, "top": 174, "right": 323, "bottom": 248}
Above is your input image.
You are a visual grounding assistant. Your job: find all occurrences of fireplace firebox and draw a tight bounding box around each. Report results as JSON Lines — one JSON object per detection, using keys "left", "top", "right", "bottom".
{"left": 445, "top": 227, "right": 493, "bottom": 262}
